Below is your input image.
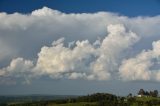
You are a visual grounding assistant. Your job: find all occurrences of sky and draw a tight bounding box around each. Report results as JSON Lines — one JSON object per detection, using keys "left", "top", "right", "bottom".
{"left": 0, "top": 0, "right": 160, "bottom": 96}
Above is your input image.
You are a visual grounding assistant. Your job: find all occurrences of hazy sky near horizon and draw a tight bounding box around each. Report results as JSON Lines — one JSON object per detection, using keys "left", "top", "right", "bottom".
{"left": 0, "top": 0, "right": 160, "bottom": 95}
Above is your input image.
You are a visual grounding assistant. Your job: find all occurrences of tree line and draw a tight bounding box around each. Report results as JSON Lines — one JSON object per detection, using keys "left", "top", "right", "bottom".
{"left": 138, "top": 89, "right": 158, "bottom": 97}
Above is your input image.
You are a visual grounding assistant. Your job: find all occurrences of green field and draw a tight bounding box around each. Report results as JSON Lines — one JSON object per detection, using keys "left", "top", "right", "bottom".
{"left": 130, "top": 96, "right": 160, "bottom": 106}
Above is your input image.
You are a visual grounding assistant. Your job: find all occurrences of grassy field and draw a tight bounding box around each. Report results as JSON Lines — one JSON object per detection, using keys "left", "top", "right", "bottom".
{"left": 136, "top": 96, "right": 160, "bottom": 102}
{"left": 130, "top": 96, "right": 160, "bottom": 106}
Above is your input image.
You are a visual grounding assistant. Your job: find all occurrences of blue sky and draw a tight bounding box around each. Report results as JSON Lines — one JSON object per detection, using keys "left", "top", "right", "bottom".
{"left": 0, "top": 0, "right": 160, "bottom": 96}
{"left": 0, "top": 0, "right": 160, "bottom": 16}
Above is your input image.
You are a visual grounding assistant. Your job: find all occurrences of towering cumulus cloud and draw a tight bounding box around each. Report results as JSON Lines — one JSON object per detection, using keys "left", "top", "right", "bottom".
{"left": 0, "top": 7, "right": 160, "bottom": 84}
{"left": 35, "top": 24, "right": 139, "bottom": 80}
{"left": 0, "top": 24, "right": 139, "bottom": 82}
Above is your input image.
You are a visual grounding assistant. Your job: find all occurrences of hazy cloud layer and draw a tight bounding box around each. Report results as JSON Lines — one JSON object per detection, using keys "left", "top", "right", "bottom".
{"left": 0, "top": 7, "right": 160, "bottom": 84}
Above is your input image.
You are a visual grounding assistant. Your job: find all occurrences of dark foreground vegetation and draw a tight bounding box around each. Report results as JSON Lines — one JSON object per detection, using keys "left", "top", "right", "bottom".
{"left": 1, "top": 89, "right": 160, "bottom": 106}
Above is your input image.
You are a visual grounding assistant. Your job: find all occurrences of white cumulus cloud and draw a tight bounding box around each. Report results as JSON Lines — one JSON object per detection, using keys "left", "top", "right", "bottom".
{"left": 0, "top": 58, "right": 34, "bottom": 84}
{"left": 0, "top": 7, "right": 160, "bottom": 84}
{"left": 0, "top": 24, "right": 139, "bottom": 82}
{"left": 119, "top": 40, "right": 160, "bottom": 81}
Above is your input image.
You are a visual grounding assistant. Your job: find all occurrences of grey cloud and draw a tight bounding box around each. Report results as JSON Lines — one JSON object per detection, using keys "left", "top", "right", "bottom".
{"left": 0, "top": 7, "right": 160, "bottom": 60}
